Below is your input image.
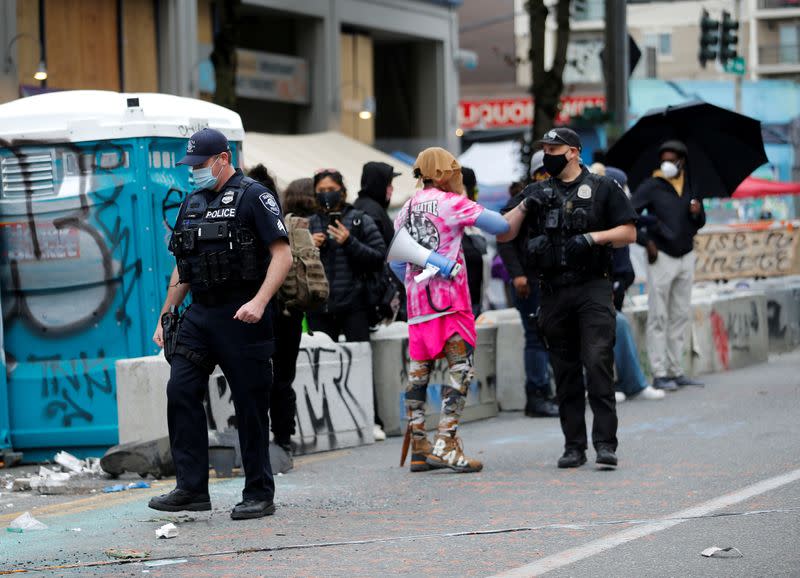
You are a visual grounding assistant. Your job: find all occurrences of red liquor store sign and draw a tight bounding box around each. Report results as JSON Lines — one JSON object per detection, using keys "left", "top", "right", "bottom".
{"left": 458, "top": 96, "right": 606, "bottom": 130}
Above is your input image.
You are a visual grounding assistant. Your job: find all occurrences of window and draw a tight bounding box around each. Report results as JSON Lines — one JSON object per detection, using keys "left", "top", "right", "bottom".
{"left": 643, "top": 32, "right": 673, "bottom": 59}
{"left": 779, "top": 23, "right": 800, "bottom": 64}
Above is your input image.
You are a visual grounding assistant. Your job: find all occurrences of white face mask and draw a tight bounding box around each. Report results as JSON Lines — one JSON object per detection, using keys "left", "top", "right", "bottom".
{"left": 660, "top": 161, "right": 680, "bottom": 179}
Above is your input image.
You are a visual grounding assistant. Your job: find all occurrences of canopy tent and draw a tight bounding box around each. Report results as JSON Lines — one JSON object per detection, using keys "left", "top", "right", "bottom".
{"left": 732, "top": 176, "right": 800, "bottom": 198}
{"left": 243, "top": 131, "right": 416, "bottom": 209}
{"left": 457, "top": 141, "right": 525, "bottom": 211}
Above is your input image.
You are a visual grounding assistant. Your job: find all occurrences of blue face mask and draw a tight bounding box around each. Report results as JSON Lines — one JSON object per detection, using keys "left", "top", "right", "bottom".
{"left": 191, "top": 157, "right": 220, "bottom": 191}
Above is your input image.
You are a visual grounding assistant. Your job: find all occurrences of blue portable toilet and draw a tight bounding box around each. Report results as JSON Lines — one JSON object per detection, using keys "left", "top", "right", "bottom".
{"left": 0, "top": 91, "right": 244, "bottom": 461}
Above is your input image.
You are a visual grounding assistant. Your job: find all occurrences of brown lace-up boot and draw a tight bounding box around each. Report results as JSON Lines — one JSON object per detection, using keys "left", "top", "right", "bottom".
{"left": 426, "top": 433, "right": 483, "bottom": 473}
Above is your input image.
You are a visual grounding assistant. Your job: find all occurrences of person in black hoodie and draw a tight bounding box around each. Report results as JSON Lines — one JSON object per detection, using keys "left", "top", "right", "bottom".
{"left": 632, "top": 140, "right": 705, "bottom": 391}
{"left": 354, "top": 161, "right": 399, "bottom": 246}
{"left": 354, "top": 162, "right": 407, "bottom": 324}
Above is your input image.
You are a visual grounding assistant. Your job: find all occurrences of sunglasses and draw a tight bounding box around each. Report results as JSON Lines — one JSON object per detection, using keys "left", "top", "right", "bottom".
{"left": 314, "top": 168, "right": 342, "bottom": 176}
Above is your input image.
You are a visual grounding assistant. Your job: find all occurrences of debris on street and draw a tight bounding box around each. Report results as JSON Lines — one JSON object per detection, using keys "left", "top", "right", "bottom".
{"left": 155, "top": 522, "right": 179, "bottom": 539}
{"left": 104, "top": 548, "right": 151, "bottom": 559}
{"left": 7, "top": 511, "right": 48, "bottom": 532}
{"left": 701, "top": 546, "right": 743, "bottom": 558}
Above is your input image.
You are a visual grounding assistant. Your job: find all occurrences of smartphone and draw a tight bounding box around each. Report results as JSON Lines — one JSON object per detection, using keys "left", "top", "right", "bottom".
{"left": 328, "top": 211, "right": 342, "bottom": 226}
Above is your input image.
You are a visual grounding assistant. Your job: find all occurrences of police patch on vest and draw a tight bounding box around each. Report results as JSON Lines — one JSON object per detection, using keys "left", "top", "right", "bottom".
{"left": 260, "top": 192, "right": 280, "bottom": 216}
{"left": 577, "top": 185, "right": 592, "bottom": 199}
{"left": 221, "top": 192, "right": 234, "bottom": 205}
{"left": 205, "top": 207, "right": 236, "bottom": 219}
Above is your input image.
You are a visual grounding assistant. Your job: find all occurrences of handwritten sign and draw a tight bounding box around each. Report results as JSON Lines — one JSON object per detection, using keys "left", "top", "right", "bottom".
{"left": 694, "top": 224, "right": 800, "bottom": 280}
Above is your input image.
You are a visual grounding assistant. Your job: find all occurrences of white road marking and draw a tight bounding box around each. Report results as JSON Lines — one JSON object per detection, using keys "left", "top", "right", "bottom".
{"left": 492, "top": 466, "right": 800, "bottom": 577}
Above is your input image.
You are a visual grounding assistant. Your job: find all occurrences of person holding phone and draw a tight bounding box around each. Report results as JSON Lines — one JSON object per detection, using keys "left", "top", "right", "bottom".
{"left": 307, "top": 169, "right": 388, "bottom": 439}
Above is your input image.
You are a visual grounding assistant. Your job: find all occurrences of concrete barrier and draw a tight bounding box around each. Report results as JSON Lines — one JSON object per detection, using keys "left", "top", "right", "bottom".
{"left": 476, "top": 309, "right": 528, "bottom": 411}
{"left": 759, "top": 278, "right": 800, "bottom": 354}
{"left": 626, "top": 288, "right": 769, "bottom": 377}
{"left": 115, "top": 332, "right": 374, "bottom": 455}
{"left": 371, "top": 322, "right": 499, "bottom": 437}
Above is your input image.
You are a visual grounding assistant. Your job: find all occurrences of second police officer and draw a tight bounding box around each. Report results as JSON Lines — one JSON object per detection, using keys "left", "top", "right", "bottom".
{"left": 150, "top": 128, "right": 292, "bottom": 519}
{"left": 499, "top": 128, "right": 637, "bottom": 470}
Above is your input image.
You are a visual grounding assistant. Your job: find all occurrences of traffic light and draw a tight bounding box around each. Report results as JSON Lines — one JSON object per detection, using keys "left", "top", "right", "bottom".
{"left": 699, "top": 9, "right": 720, "bottom": 68}
{"left": 720, "top": 10, "right": 739, "bottom": 66}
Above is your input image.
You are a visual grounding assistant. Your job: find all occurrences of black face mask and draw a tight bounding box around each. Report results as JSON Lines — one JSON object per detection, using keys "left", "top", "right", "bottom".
{"left": 543, "top": 153, "right": 569, "bottom": 177}
{"left": 316, "top": 190, "right": 343, "bottom": 211}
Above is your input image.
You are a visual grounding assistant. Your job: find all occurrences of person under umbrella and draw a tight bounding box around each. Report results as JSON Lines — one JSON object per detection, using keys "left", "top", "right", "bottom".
{"left": 631, "top": 140, "right": 705, "bottom": 392}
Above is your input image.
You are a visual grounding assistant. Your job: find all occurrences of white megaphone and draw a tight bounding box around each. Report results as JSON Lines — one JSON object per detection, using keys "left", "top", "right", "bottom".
{"left": 387, "top": 227, "right": 462, "bottom": 283}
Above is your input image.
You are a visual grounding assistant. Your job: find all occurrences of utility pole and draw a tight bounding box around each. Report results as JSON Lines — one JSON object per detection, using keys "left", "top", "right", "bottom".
{"left": 604, "top": 0, "right": 629, "bottom": 142}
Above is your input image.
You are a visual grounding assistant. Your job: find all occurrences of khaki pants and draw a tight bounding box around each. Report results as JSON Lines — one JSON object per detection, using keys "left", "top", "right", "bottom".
{"left": 646, "top": 251, "right": 695, "bottom": 379}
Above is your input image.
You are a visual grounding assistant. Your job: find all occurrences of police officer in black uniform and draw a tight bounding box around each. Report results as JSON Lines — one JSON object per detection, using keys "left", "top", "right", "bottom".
{"left": 499, "top": 128, "right": 637, "bottom": 469}
{"left": 149, "top": 128, "right": 292, "bottom": 519}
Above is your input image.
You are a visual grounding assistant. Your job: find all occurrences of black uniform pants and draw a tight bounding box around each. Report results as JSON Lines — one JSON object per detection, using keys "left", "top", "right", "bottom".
{"left": 271, "top": 305, "right": 302, "bottom": 444}
{"left": 538, "top": 278, "right": 618, "bottom": 452}
{"left": 167, "top": 301, "right": 275, "bottom": 501}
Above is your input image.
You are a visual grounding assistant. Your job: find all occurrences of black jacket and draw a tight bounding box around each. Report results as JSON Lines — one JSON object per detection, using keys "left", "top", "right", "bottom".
{"left": 353, "top": 162, "right": 396, "bottom": 247}
{"left": 309, "top": 204, "right": 386, "bottom": 314}
{"left": 497, "top": 191, "right": 533, "bottom": 282}
{"left": 632, "top": 176, "right": 706, "bottom": 258}
{"left": 353, "top": 196, "right": 394, "bottom": 247}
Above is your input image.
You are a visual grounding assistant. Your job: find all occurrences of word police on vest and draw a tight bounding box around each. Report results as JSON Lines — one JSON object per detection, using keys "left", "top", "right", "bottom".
{"left": 387, "top": 227, "right": 462, "bottom": 283}
{"left": 205, "top": 207, "right": 236, "bottom": 219}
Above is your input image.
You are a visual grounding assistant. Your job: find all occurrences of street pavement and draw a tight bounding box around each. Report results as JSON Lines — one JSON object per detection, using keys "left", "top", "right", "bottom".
{"left": 1, "top": 350, "right": 799, "bottom": 577}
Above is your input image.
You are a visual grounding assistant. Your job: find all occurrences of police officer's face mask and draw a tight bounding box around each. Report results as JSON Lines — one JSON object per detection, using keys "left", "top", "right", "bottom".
{"left": 543, "top": 152, "right": 569, "bottom": 177}
{"left": 191, "top": 156, "right": 222, "bottom": 191}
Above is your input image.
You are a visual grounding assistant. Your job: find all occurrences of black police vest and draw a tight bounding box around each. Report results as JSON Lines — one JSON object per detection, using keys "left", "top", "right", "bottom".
{"left": 169, "top": 178, "right": 265, "bottom": 290}
{"left": 531, "top": 173, "right": 612, "bottom": 283}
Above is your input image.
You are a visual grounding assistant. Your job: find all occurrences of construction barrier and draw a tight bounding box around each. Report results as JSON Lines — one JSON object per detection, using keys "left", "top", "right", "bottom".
{"left": 370, "top": 322, "right": 499, "bottom": 437}
{"left": 116, "top": 332, "right": 374, "bottom": 455}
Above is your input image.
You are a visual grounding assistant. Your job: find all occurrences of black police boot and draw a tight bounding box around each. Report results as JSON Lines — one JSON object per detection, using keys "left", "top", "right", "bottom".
{"left": 557, "top": 448, "right": 587, "bottom": 469}
{"left": 525, "top": 394, "right": 559, "bottom": 418}
{"left": 148, "top": 488, "right": 211, "bottom": 512}
{"left": 595, "top": 445, "right": 618, "bottom": 469}
{"left": 231, "top": 499, "right": 276, "bottom": 520}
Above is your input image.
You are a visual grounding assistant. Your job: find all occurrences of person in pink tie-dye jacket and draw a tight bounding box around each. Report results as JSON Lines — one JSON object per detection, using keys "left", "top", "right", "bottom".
{"left": 390, "top": 148, "right": 508, "bottom": 474}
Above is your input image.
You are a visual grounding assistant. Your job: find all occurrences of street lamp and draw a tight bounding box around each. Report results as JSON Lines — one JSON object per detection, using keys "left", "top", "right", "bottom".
{"left": 342, "top": 83, "right": 375, "bottom": 121}
{"left": 33, "top": 60, "right": 47, "bottom": 81}
{"left": 4, "top": 33, "right": 48, "bottom": 83}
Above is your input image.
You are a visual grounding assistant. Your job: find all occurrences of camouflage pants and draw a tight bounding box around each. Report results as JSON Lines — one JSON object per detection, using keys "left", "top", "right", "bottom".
{"left": 405, "top": 335, "right": 474, "bottom": 437}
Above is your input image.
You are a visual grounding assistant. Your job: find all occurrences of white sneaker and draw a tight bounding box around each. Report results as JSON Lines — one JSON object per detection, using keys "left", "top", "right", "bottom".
{"left": 635, "top": 385, "right": 666, "bottom": 400}
{"left": 615, "top": 391, "right": 627, "bottom": 403}
{"left": 373, "top": 425, "right": 386, "bottom": 441}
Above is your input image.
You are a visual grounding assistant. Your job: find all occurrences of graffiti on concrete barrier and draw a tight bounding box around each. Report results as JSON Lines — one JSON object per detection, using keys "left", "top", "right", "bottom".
{"left": 726, "top": 302, "right": 759, "bottom": 353}
{"left": 709, "top": 311, "right": 730, "bottom": 371}
{"left": 203, "top": 344, "right": 370, "bottom": 452}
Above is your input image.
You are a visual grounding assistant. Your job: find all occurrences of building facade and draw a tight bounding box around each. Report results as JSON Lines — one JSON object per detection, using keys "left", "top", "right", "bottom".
{"left": 0, "top": 0, "right": 461, "bottom": 153}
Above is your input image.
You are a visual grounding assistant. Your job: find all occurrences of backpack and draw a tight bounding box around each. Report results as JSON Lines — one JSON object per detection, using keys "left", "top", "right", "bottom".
{"left": 350, "top": 210, "right": 403, "bottom": 326}
{"left": 279, "top": 214, "right": 329, "bottom": 312}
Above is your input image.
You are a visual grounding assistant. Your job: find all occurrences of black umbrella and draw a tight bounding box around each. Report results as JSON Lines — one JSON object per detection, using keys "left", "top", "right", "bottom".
{"left": 605, "top": 101, "right": 768, "bottom": 198}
